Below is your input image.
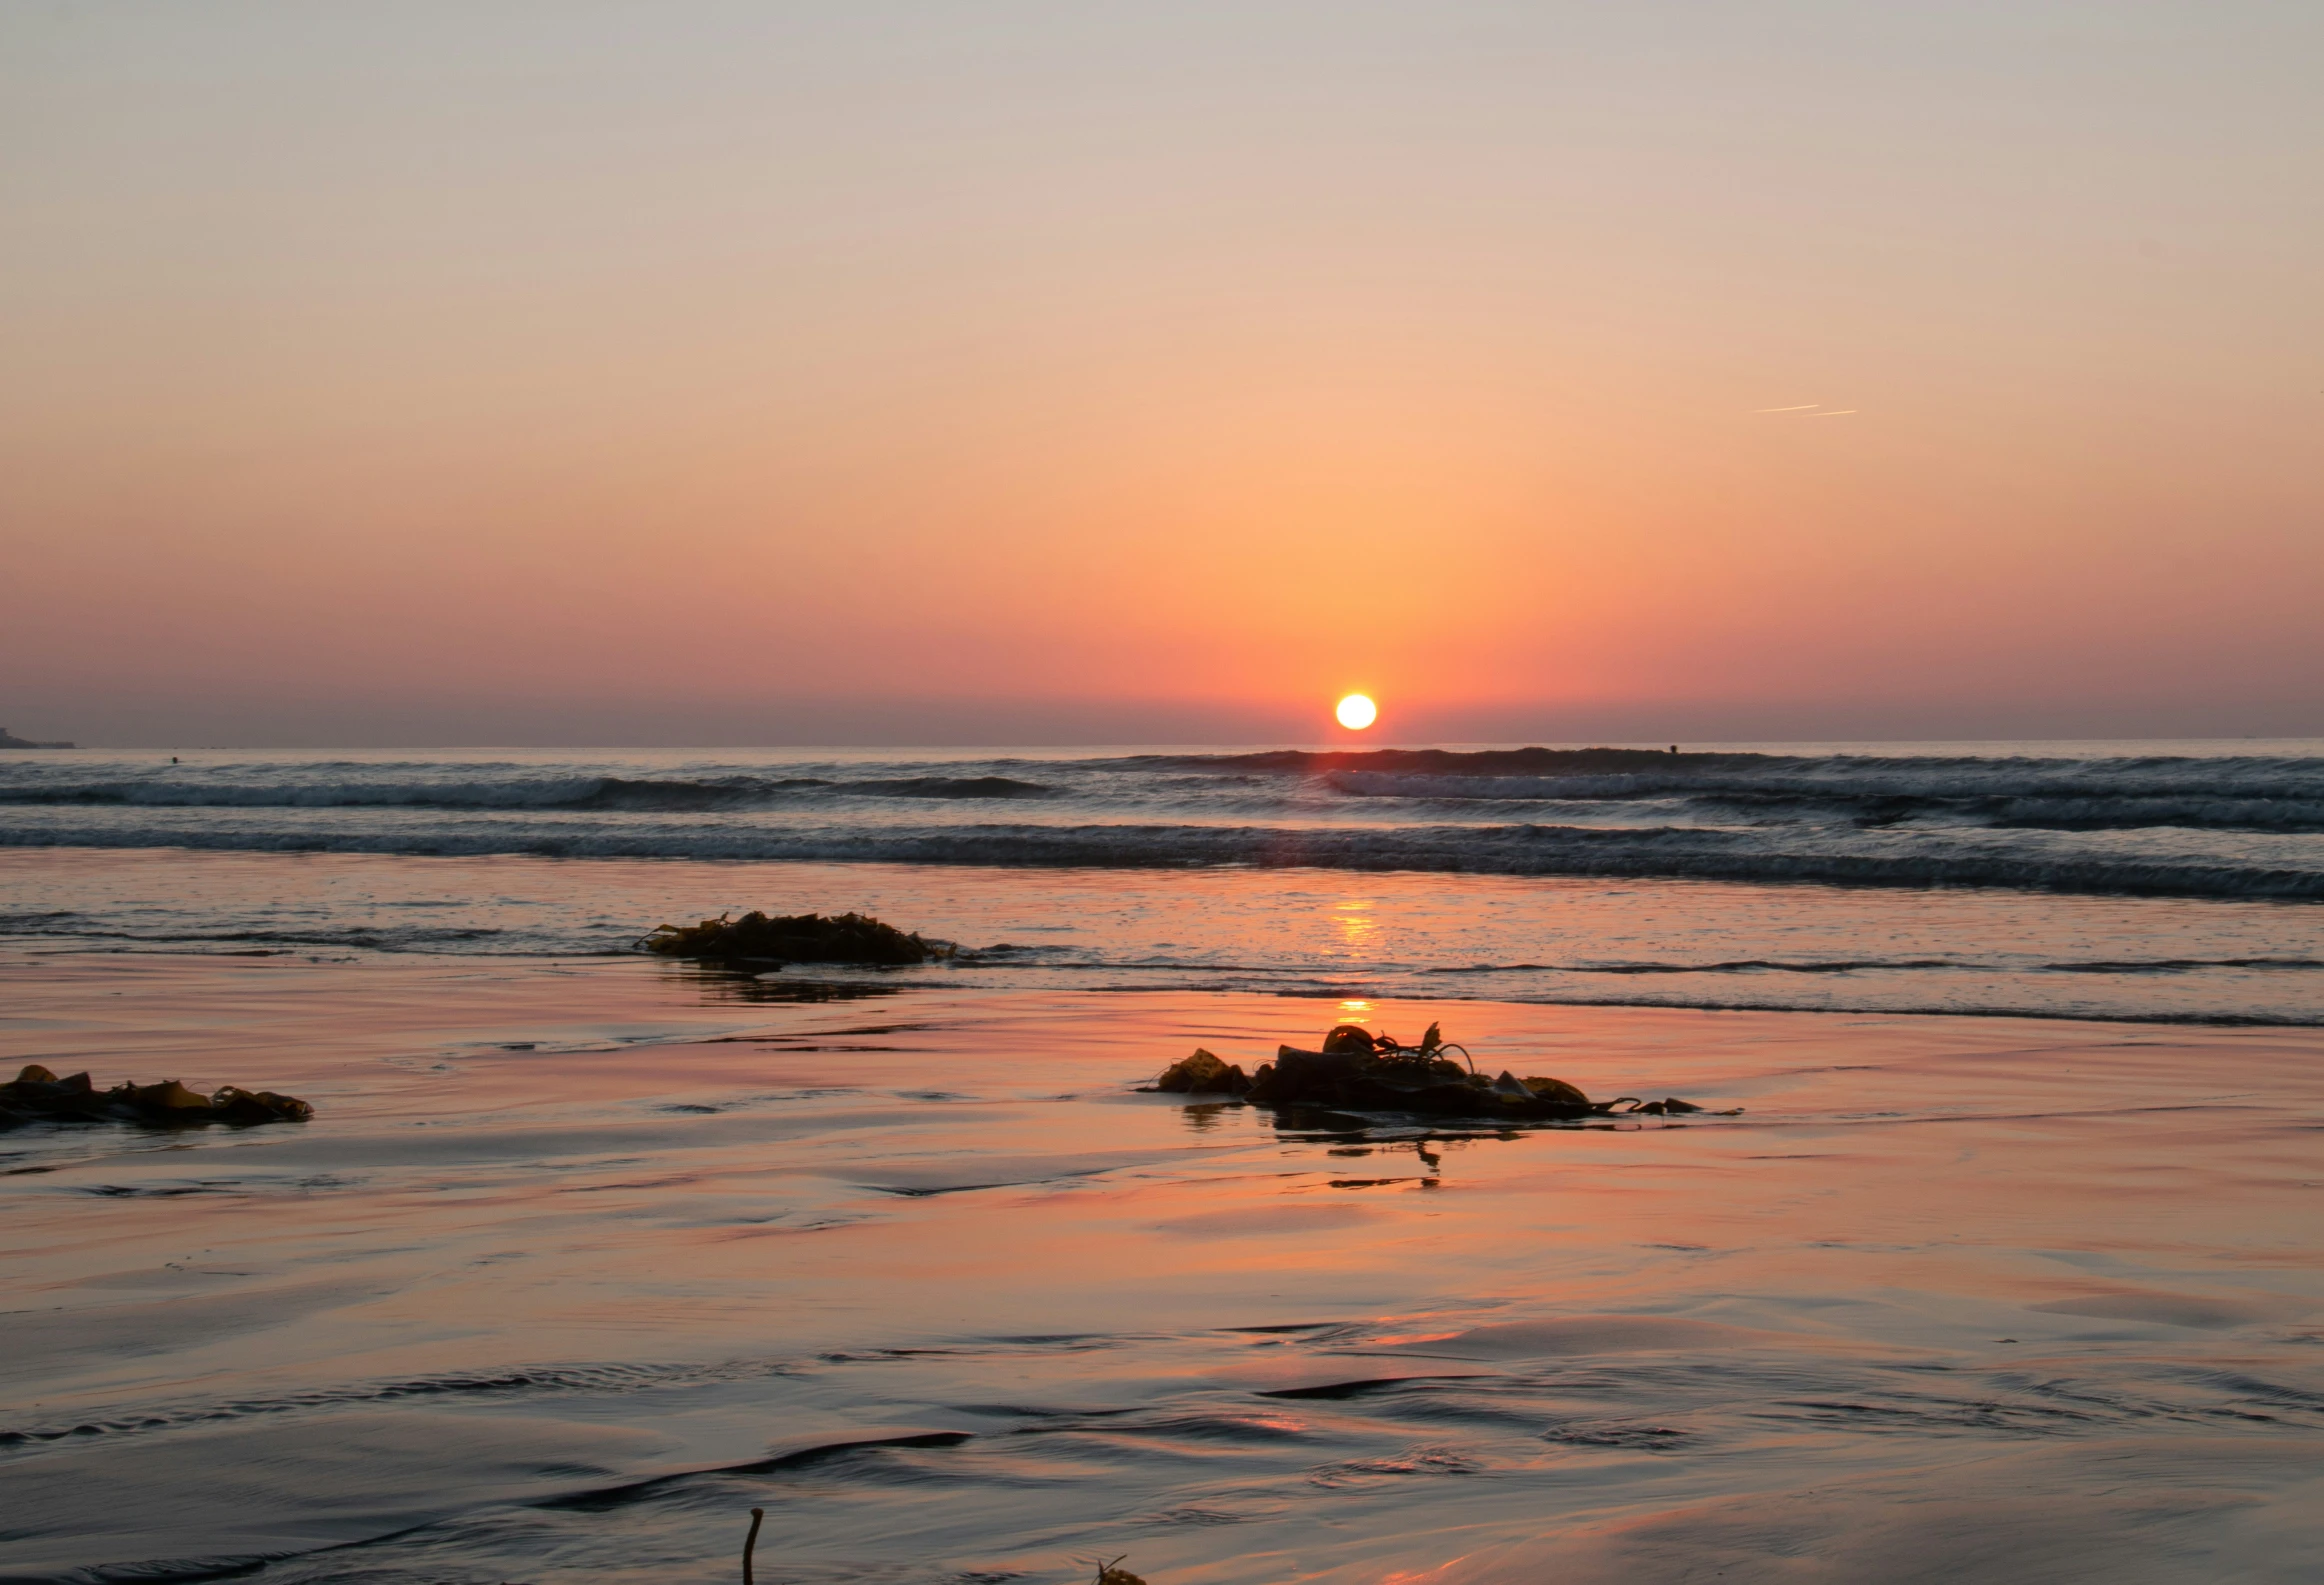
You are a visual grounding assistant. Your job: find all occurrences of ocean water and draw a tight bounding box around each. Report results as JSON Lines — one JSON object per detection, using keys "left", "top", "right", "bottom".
{"left": 3, "top": 742, "right": 2322, "bottom": 1023}
{"left": 5, "top": 744, "right": 2323, "bottom": 1582}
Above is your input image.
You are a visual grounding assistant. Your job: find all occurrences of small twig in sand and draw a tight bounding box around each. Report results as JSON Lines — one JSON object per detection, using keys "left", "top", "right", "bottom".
{"left": 743, "top": 1507, "right": 764, "bottom": 1585}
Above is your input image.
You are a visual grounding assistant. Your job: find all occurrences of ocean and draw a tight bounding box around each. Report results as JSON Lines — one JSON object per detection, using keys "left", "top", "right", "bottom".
{"left": 3, "top": 742, "right": 2321, "bottom": 1584}
{"left": 4, "top": 741, "right": 2322, "bottom": 1023}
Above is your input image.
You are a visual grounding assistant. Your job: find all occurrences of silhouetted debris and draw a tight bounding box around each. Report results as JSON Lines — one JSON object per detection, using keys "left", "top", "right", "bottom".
{"left": 637, "top": 910, "right": 955, "bottom": 966}
{"left": 0, "top": 1063, "right": 313, "bottom": 1128}
{"left": 1094, "top": 1558, "right": 1148, "bottom": 1585}
{"left": 742, "top": 1506, "right": 764, "bottom": 1585}
{"left": 1146, "top": 1024, "right": 1739, "bottom": 1120}
{"left": 1154, "top": 1048, "right": 1251, "bottom": 1094}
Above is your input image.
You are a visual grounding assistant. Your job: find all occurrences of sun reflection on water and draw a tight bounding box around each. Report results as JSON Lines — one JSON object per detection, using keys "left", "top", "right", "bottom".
{"left": 1332, "top": 901, "right": 1380, "bottom": 959}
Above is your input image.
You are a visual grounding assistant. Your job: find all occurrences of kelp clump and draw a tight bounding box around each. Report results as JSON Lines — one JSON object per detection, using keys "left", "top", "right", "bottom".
{"left": 639, "top": 910, "right": 954, "bottom": 966}
{"left": 1154, "top": 1048, "right": 1251, "bottom": 1095}
{"left": 1147, "top": 1023, "right": 1735, "bottom": 1120}
{"left": 0, "top": 1064, "right": 313, "bottom": 1128}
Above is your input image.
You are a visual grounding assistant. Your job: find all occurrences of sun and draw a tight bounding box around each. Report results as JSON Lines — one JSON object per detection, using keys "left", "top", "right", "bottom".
{"left": 1335, "top": 693, "right": 1378, "bottom": 730}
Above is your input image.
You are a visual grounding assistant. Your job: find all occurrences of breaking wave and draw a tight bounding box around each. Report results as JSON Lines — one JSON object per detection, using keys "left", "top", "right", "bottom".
{"left": 8, "top": 747, "right": 2321, "bottom": 834}
{"left": 1315, "top": 757, "right": 2324, "bottom": 834}
{"left": 3, "top": 744, "right": 2321, "bottom": 907}
{"left": 0, "top": 772, "right": 1060, "bottom": 811}
{"left": 2, "top": 815, "right": 2320, "bottom": 901}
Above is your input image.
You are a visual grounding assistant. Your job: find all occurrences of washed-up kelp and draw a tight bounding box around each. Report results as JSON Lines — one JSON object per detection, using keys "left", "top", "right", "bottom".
{"left": 1149, "top": 1023, "right": 1736, "bottom": 1120}
{"left": 638, "top": 910, "right": 954, "bottom": 965}
{"left": 0, "top": 1064, "right": 313, "bottom": 1128}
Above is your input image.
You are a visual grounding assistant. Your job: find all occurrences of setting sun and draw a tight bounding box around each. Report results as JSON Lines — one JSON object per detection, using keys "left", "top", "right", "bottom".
{"left": 1335, "top": 694, "right": 1378, "bottom": 730}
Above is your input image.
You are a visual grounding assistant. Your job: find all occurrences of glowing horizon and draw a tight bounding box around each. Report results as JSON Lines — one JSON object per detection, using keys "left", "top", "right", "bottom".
{"left": 3, "top": 3, "right": 2319, "bottom": 747}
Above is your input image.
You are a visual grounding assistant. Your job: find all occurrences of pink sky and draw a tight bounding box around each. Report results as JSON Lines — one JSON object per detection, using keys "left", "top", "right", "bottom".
{"left": 3, "top": 3, "right": 2319, "bottom": 746}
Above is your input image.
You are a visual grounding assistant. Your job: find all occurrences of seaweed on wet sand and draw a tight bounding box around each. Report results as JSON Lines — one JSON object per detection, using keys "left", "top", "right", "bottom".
{"left": 1146, "top": 1024, "right": 1738, "bottom": 1120}
{"left": 1154, "top": 1047, "right": 1252, "bottom": 1095}
{"left": 638, "top": 910, "right": 956, "bottom": 966}
{"left": 0, "top": 1064, "right": 313, "bottom": 1128}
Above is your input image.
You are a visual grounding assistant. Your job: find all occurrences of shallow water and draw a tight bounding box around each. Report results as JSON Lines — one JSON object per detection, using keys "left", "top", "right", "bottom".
{"left": 5, "top": 847, "right": 2322, "bottom": 1024}
{"left": 4, "top": 951, "right": 2320, "bottom": 1583}
{"left": 12, "top": 740, "right": 2323, "bottom": 1027}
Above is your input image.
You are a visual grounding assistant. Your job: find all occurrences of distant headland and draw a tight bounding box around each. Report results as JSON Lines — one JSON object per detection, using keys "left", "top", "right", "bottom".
{"left": 0, "top": 727, "right": 75, "bottom": 749}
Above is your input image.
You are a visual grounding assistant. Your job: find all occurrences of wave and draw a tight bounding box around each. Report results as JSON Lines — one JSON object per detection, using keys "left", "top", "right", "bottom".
{"left": 1183, "top": 746, "right": 2324, "bottom": 791}
{"left": 569, "top": 774, "right": 1058, "bottom": 809}
{"left": 4, "top": 817, "right": 2320, "bottom": 901}
{"left": 1322, "top": 770, "right": 2324, "bottom": 833}
{"left": 0, "top": 921, "right": 525, "bottom": 953}
{"left": 6, "top": 748, "right": 2322, "bottom": 833}
{"left": 967, "top": 952, "right": 2324, "bottom": 981}
{"left": 1422, "top": 955, "right": 2324, "bottom": 977}
{"left": 1174, "top": 747, "right": 1765, "bottom": 775}
{"left": 0, "top": 1356, "right": 803, "bottom": 1449}
{"left": 0, "top": 772, "right": 1061, "bottom": 812}
{"left": 1395, "top": 993, "right": 2324, "bottom": 1028}
{"left": 1425, "top": 958, "right": 1961, "bottom": 976}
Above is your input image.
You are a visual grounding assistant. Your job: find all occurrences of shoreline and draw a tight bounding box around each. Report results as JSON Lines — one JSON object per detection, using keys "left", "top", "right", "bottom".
{"left": 6, "top": 826, "right": 2323, "bottom": 904}
{"left": 9, "top": 938, "right": 2324, "bottom": 1031}
{"left": 4, "top": 844, "right": 2320, "bottom": 1028}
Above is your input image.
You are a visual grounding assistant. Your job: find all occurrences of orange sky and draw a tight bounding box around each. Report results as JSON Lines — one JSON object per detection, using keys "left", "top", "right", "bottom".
{"left": 3, "top": 3, "right": 2319, "bottom": 745}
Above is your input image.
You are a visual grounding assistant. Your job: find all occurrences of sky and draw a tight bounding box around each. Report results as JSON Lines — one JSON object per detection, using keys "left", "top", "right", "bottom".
{"left": 2, "top": 1, "right": 2319, "bottom": 747}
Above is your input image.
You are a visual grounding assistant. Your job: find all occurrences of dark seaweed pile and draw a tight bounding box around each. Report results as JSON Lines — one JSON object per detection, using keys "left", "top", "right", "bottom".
{"left": 638, "top": 910, "right": 954, "bottom": 966}
{"left": 0, "top": 1064, "right": 312, "bottom": 1128}
{"left": 1150, "top": 1025, "right": 1722, "bottom": 1121}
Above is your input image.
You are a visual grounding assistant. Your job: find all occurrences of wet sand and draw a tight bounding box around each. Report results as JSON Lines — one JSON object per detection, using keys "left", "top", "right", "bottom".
{"left": 3, "top": 949, "right": 2321, "bottom": 1583}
